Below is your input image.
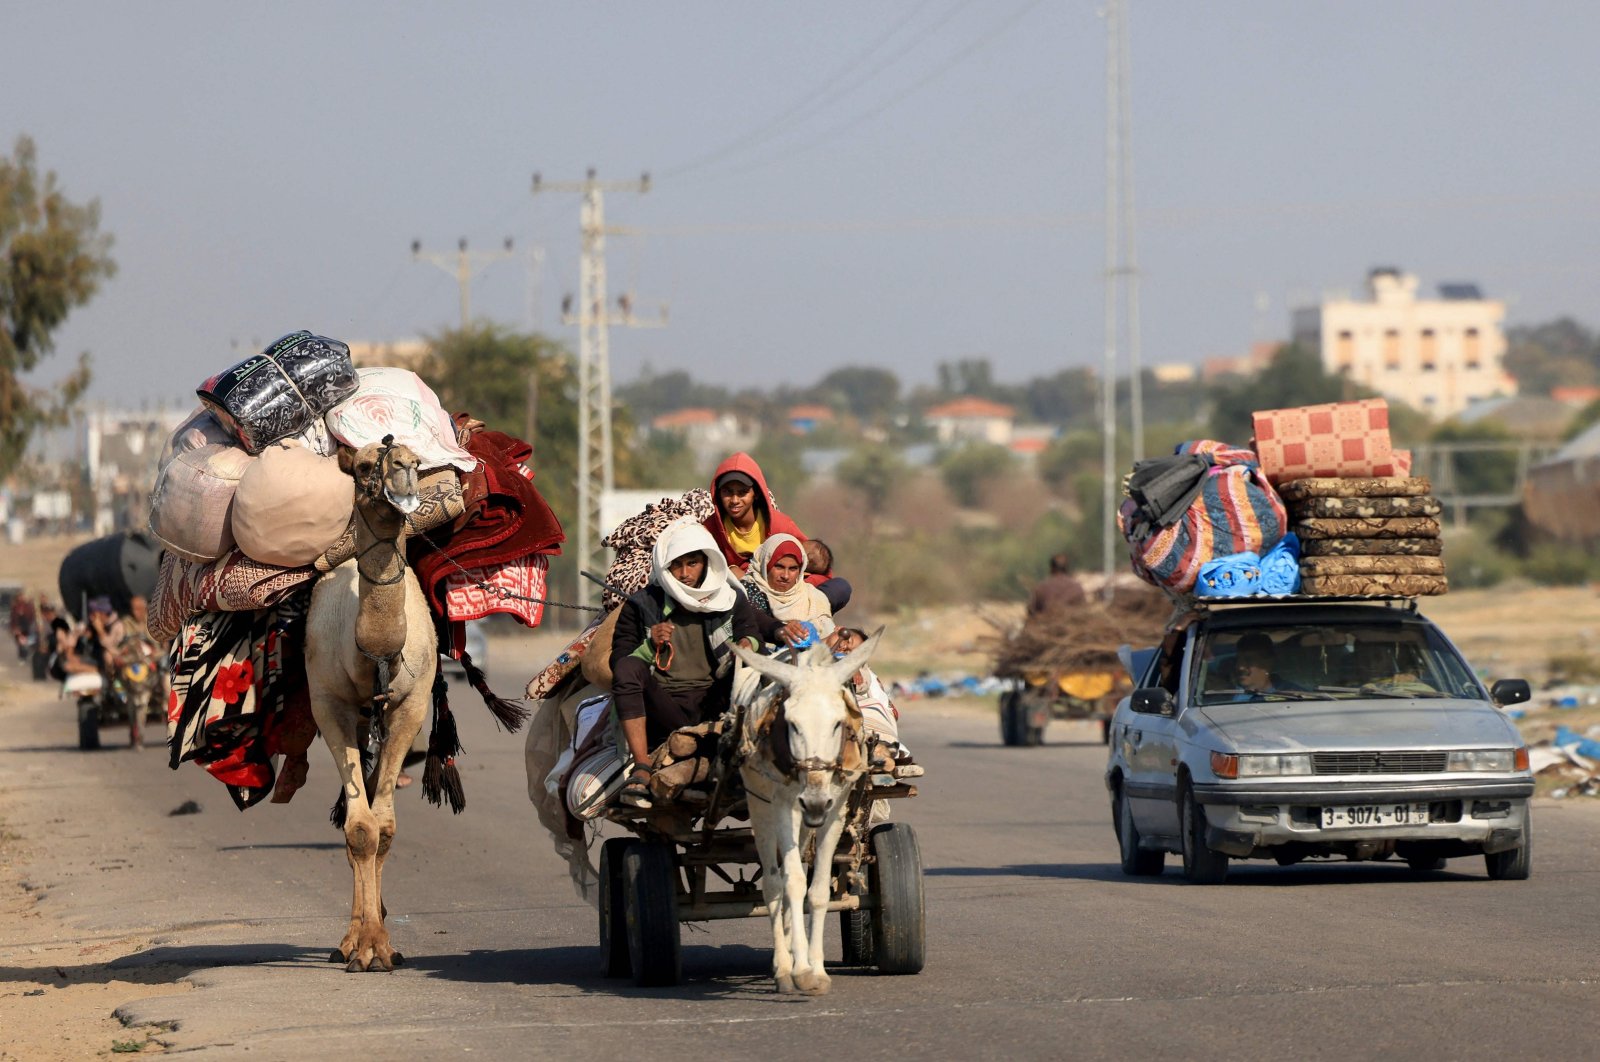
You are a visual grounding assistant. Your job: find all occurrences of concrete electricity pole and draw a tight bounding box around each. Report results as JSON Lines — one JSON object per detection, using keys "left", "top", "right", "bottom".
{"left": 1100, "top": 0, "right": 1142, "bottom": 592}
{"left": 411, "top": 236, "right": 517, "bottom": 330}
{"left": 532, "top": 169, "right": 666, "bottom": 605}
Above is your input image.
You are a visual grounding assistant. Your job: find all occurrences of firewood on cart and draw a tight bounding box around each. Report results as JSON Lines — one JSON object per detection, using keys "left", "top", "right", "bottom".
{"left": 987, "top": 585, "right": 1170, "bottom": 677}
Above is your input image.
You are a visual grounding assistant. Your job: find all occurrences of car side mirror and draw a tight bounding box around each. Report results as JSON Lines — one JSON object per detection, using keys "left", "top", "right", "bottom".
{"left": 1490, "top": 678, "right": 1530, "bottom": 707}
{"left": 1130, "top": 687, "right": 1175, "bottom": 716}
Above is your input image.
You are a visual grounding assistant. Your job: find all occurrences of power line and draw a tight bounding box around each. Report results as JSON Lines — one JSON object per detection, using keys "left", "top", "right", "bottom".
{"left": 659, "top": 0, "right": 960, "bottom": 179}
{"left": 708, "top": 0, "right": 1050, "bottom": 180}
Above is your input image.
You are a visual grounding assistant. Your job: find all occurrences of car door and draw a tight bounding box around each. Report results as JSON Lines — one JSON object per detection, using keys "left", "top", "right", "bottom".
{"left": 1123, "top": 631, "right": 1187, "bottom": 840}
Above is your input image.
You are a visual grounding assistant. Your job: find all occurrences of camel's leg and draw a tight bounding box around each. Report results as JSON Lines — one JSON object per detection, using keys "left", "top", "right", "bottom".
{"left": 362, "top": 679, "right": 431, "bottom": 970}
{"left": 312, "top": 705, "right": 384, "bottom": 971}
{"left": 802, "top": 796, "right": 852, "bottom": 996}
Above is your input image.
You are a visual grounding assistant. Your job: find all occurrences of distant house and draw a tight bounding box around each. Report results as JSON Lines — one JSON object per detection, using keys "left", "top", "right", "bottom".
{"left": 1456, "top": 396, "right": 1575, "bottom": 440}
{"left": 786, "top": 404, "right": 835, "bottom": 435}
{"left": 649, "top": 407, "right": 759, "bottom": 463}
{"left": 924, "top": 397, "right": 1016, "bottom": 446}
{"left": 1201, "top": 341, "right": 1282, "bottom": 383}
{"left": 1292, "top": 269, "right": 1515, "bottom": 419}
{"left": 347, "top": 339, "right": 431, "bottom": 373}
{"left": 1553, "top": 386, "right": 1600, "bottom": 408}
{"left": 1524, "top": 422, "right": 1600, "bottom": 541}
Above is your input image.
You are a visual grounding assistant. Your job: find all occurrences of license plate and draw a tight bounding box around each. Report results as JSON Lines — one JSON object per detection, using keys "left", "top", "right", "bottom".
{"left": 1321, "top": 803, "right": 1430, "bottom": 828}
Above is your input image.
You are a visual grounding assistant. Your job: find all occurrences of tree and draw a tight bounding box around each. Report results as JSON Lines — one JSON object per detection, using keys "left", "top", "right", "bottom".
{"left": 1504, "top": 318, "right": 1600, "bottom": 394}
{"left": 836, "top": 444, "right": 904, "bottom": 524}
{"left": 423, "top": 324, "right": 578, "bottom": 528}
{"left": 938, "top": 441, "right": 1016, "bottom": 507}
{"left": 1207, "top": 342, "right": 1352, "bottom": 443}
{"left": 812, "top": 366, "right": 900, "bottom": 421}
{"left": 1, "top": 135, "right": 116, "bottom": 480}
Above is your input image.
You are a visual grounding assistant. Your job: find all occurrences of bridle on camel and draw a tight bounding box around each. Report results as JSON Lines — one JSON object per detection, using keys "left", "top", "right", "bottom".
{"left": 351, "top": 434, "right": 420, "bottom": 718}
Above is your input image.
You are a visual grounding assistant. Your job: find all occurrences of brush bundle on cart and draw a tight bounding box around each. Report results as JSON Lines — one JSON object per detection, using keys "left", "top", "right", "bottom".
{"left": 989, "top": 585, "right": 1170, "bottom": 677}
{"left": 146, "top": 331, "right": 564, "bottom": 810}
{"left": 1118, "top": 398, "right": 1446, "bottom": 602}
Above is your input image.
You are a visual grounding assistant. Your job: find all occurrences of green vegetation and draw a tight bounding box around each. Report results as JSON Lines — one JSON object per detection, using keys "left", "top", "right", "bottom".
{"left": 1, "top": 135, "right": 117, "bottom": 481}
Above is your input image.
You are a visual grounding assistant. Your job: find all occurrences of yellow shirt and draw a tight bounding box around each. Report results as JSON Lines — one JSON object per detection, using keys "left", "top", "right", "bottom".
{"left": 725, "top": 513, "right": 767, "bottom": 560}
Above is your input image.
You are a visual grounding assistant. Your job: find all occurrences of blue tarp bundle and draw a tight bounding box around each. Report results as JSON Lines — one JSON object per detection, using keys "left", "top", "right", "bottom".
{"left": 1194, "top": 533, "right": 1302, "bottom": 598}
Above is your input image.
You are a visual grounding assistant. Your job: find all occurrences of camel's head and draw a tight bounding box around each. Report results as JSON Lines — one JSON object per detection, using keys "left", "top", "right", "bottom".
{"left": 339, "top": 435, "right": 423, "bottom": 515}
{"left": 734, "top": 627, "right": 885, "bottom": 827}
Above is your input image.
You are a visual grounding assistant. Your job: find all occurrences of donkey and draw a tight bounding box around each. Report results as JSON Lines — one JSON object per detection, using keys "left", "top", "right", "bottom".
{"left": 732, "top": 628, "right": 884, "bottom": 995}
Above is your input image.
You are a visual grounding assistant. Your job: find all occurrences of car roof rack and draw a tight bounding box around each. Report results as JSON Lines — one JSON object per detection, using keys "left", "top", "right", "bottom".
{"left": 1182, "top": 594, "right": 1420, "bottom": 612}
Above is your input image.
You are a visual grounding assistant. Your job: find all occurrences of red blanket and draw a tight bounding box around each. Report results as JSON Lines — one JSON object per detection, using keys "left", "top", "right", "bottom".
{"left": 411, "top": 420, "right": 564, "bottom": 621}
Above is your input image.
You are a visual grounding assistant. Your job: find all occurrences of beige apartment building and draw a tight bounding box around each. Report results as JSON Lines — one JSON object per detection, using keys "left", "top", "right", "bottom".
{"left": 1292, "top": 269, "right": 1515, "bottom": 419}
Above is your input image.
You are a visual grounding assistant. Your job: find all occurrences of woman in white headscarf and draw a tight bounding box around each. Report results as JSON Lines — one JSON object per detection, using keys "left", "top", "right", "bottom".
{"left": 609, "top": 519, "right": 783, "bottom": 807}
{"left": 742, "top": 533, "right": 837, "bottom": 645}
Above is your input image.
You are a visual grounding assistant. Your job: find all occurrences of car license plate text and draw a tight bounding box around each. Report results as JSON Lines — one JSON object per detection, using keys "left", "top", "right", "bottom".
{"left": 1321, "top": 803, "right": 1430, "bottom": 828}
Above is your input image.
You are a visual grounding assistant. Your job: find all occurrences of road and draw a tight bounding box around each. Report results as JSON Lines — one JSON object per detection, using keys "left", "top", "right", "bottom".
{"left": 3, "top": 646, "right": 1600, "bottom": 1060}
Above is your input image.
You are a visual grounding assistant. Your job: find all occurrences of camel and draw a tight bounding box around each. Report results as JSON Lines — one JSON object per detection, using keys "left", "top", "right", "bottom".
{"left": 305, "top": 436, "right": 438, "bottom": 972}
{"left": 731, "top": 628, "right": 883, "bottom": 995}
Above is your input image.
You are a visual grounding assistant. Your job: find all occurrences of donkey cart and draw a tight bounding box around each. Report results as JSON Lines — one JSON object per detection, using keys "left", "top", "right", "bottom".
{"left": 595, "top": 703, "right": 927, "bottom": 989}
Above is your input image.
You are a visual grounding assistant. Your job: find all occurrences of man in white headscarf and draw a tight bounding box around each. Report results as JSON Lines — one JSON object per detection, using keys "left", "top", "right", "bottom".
{"left": 609, "top": 519, "right": 784, "bottom": 807}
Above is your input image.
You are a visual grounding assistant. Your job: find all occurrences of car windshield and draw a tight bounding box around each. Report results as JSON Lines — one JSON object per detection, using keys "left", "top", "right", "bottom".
{"left": 1191, "top": 619, "right": 1486, "bottom": 706}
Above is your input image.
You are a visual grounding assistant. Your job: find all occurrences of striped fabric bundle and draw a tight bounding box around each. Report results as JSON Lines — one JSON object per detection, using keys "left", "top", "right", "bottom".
{"left": 1119, "top": 441, "right": 1288, "bottom": 594}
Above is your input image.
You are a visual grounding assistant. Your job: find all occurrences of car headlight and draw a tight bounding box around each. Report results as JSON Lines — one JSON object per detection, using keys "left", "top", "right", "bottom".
{"left": 1236, "top": 753, "right": 1313, "bottom": 777}
{"left": 1447, "top": 748, "right": 1516, "bottom": 772}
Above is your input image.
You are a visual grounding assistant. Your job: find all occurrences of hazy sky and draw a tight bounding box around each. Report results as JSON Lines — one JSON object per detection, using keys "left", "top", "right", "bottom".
{"left": 5, "top": 1, "right": 1598, "bottom": 408}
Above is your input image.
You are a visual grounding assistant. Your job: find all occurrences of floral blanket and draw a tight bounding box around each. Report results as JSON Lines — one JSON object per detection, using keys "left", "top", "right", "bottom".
{"left": 166, "top": 595, "right": 318, "bottom": 810}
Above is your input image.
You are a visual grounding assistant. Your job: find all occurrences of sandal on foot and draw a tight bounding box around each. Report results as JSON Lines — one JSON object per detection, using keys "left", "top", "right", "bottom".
{"left": 617, "top": 768, "right": 653, "bottom": 809}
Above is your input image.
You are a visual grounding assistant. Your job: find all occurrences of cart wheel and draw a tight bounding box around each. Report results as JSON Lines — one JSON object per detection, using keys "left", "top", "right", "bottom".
{"left": 1021, "top": 704, "right": 1045, "bottom": 747}
{"left": 999, "top": 691, "right": 1022, "bottom": 746}
{"left": 869, "top": 823, "right": 925, "bottom": 974}
{"left": 623, "top": 841, "right": 682, "bottom": 986}
{"left": 77, "top": 699, "right": 101, "bottom": 751}
{"left": 839, "top": 875, "right": 874, "bottom": 967}
{"left": 597, "top": 837, "right": 633, "bottom": 978}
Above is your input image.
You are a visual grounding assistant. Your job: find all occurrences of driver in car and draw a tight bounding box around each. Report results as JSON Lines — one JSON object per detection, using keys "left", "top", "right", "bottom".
{"left": 1232, "top": 633, "right": 1303, "bottom": 700}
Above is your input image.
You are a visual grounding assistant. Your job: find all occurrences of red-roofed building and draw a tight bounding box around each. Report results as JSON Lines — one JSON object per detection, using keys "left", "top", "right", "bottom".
{"left": 787, "top": 404, "right": 835, "bottom": 435}
{"left": 1553, "top": 386, "right": 1600, "bottom": 407}
{"left": 649, "top": 407, "right": 759, "bottom": 462}
{"left": 924, "top": 397, "right": 1016, "bottom": 446}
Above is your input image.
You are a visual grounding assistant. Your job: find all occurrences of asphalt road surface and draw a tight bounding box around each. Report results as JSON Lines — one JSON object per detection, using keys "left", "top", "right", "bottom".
{"left": 3, "top": 647, "right": 1599, "bottom": 1060}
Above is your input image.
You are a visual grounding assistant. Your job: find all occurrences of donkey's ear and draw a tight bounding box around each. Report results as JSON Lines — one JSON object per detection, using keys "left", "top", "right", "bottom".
{"left": 827, "top": 625, "right": 886, "bottom": 685}
{"left": 732, "top": 642, "right": 800, "bottom": 685}
{"left": 336, "top": 446, "right": 356, "bottom": 475}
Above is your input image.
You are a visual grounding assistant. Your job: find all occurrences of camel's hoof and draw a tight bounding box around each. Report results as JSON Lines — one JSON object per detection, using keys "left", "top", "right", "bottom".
{"left": 802, "top": 973, "right": 831, "bottom": 996}
{"left": 328, "top": 948, "right": 348, "bottom": 964}
{"left": 774, "top": 975, "right": 796, "bottom": 995}
{"left": 792, "top": 968, "right": 821, "bottom": 993}
{"left": 390, "top": 951, "right": 405, "bottom": 967}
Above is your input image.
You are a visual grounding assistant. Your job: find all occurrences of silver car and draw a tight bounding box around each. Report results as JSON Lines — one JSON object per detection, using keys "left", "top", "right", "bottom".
{"left": 1105, "top": 600, "right": 1533, "bottom": 884}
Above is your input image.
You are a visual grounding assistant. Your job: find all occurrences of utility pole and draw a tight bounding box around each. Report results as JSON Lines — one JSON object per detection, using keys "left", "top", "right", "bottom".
{"left": 532, "top": 168, "right": 666, "bottom": 606}
{"left": 411, "top": 236, "right": 517, "bottom": 330}
{"left": 1100, "top": 0, "right": 1142, "bottom": 593}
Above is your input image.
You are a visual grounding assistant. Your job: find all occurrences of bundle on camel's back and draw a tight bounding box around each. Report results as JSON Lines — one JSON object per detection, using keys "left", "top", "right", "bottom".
{"left": 988, "top": 583, "right": 1171, "bottom": 678}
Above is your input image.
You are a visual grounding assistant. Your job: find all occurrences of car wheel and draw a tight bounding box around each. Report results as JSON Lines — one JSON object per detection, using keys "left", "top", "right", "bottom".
{"left": 1117, "top": 784, "right": 1164, "bottom": 876}
{"left": 1484, "top": 815, "right": 1532, "bottom": 881}
{"left": 1180, "top": 785, "right": 1229, "bottom": 885}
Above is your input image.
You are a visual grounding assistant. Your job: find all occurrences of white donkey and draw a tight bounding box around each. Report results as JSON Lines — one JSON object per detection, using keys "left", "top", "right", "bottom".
{"left": 732, "top": 629, "right": 883, "bottom": 995}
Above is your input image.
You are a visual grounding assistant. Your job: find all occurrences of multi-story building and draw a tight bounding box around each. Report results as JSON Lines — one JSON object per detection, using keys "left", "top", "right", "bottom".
{"left": 1292, "top": 269, "right": 1515, "bottom": 419}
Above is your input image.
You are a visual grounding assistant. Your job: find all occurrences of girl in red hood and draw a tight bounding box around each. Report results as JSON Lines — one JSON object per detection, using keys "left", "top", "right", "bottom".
{"left": 703, "top": 453, "right": 806, "bottom": 573}
{"left": 703, "top": 452, "right": 855, "bottom": 613}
